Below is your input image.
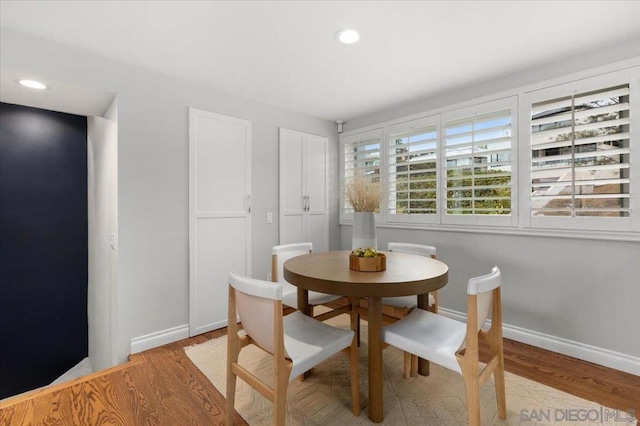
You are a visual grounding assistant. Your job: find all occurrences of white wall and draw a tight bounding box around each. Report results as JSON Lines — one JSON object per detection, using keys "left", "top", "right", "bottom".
{"left": 342, "top": 228, "right": 640, "bottom": 373}
{"left": 87, "top": 97, "right": 118, "bottom": 371}
{"left": 0, "top": 28, "right": 339, "bottom": 363}
{"left": 344, "top": 36, "right": 640, "bottom": 133}
{"left": 340, "top": 40, "right": 640, "bottom": 374}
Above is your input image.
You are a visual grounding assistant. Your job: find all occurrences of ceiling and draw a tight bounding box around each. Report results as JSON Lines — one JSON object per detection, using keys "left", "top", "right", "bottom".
{"left": 1, "top": 1, "right": 640, "bottom": 122}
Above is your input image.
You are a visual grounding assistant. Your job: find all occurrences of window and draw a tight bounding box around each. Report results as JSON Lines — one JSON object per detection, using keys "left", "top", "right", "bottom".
{"left": 386, "top": 117, "right": 439, "bottom": 223}
{"left": 530, "top": 86, "right": 630, "bottom": 218}
{"left": 442, "top": 98, "right": 517, "bottom": 226}
{"left": 524, "top": 69, "right": 637, "bottom": 233}
{"left": 341, "top": 129, "right": 382, "bottom": 219}
{"left": 339, "top": 66, "right": 638, "bottom": 238}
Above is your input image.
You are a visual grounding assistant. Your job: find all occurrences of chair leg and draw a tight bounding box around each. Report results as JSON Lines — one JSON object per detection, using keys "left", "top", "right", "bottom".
{"left": 494, "top": 345, "right": 507, "bottom": 419}
{"left": 226, "top": 369, "right": 237, "bottom": 425}
{"left": 273, "top": 390, "right": 287, "bottom": 425}
{"left": 462, "top": 372, "right": 481, "bottom": 426}
{"left": 274, "top": 366, "right": 290, "bottom": 426}
{"left": 401, "top": 352, "right": 418, "bottom": 378}
{"left": 403, "top": 352, "right": 411, "bottom": 378}
{"left": 410, "top": 354, "right": 418, "bottom": 377}
{"left": 494, "top": 367, "right": 507, "bottom": 420}
{"left": 429, "top": 291, "right": 438, "bottom": 314}
{"left": 226, "top": 347, "right": 239, "bottom": 425}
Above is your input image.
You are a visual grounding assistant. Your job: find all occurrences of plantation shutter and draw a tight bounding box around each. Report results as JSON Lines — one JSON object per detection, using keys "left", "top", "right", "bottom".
{"left": 530, "top": 85, "right": 631, "bottom": 217}
{"left": 387, "top": 118, "right": 438, "bottom": 222}
{"left": 443, "top": 101, "right": 514, "bottom": 221}
{"left": 343, "top": 131, "right": 381, "bottom": 214}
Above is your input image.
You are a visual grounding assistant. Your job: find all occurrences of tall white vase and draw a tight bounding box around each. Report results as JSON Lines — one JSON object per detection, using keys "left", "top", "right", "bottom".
{"left": 352, "top": 212, "right": 377, "bottom": 250}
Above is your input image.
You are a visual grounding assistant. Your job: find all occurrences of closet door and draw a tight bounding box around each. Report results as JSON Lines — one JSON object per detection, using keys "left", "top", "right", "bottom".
{"left": 279, "top": 128, "right": 305, "bottom": 244}
{"left": 189, "top": 108, "right": 251, "bottom": 336}
{"left": 305, "top": 134, "right": 328, "bottom": 252}
{"left": 279, "top": 128, "right": 328, "bottom": 251}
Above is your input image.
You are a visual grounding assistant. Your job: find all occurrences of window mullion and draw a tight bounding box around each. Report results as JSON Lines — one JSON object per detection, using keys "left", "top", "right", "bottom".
{"left": 570, "top": 93, "right": 576, "bottom": 217}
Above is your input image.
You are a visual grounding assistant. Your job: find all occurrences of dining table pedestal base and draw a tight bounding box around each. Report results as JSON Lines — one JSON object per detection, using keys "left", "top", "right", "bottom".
{"left": 417, "top": 292, "right": 431, "bottom": 377}
{"left": 367, "top": 296, "right": 384, "bottom": 422}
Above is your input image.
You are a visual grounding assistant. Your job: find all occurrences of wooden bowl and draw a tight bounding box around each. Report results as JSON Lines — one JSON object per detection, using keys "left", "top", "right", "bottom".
{"left": 349, "top": 253, "right": 386, "bottom": 272}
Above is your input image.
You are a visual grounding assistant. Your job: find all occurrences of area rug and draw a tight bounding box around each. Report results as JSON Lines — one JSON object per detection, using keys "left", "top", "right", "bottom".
{"left": 185, "top": 316, "right": 636, "bottom": 425}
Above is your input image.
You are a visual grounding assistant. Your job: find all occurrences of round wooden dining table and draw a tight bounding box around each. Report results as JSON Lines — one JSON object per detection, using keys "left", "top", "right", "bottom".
{"left": 283, "top": 250, "right": 449, "bottom": 423}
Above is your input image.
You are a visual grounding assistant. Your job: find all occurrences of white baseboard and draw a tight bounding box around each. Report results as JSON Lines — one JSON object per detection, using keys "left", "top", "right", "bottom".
{"left": 438, "top": 307, "right": 640, "bottom": 376}
{"left": 130, "top": 324, "right": 190, "bottom": 355}
{"left": 131, "top": 311, "right": 640, "bottom": 376}
{"left": 190, "top": 319, "right": 229, "bottom": 338}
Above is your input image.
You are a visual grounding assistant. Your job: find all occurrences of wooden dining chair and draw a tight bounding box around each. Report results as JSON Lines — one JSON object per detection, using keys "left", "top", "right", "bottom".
{"left": 381, "top": 266, "right": 506, "bottom": 426}
{"left": 226, "top": 272, "right": 360, "bottom": 425}
{"left": 272, "top": 243, "right": 350, "bottom": 322}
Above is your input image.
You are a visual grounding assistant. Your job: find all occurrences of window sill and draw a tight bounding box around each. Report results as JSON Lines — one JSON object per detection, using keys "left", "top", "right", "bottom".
{"left": 339, "top": 220, "right": 640, "bottom": 242}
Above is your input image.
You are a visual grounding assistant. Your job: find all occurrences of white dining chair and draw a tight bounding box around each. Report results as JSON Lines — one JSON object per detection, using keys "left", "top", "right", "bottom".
{"left": 383, "top": 242, "right": 438, "bottom": 314}
{"left": 226, "top": 272, "right": 360, "bottom": 425}
{"left": 382, "top": 266, "right": 506, "bottom": 426}
{"left": 272, "top": 243, "right": 350, "bottom": 322}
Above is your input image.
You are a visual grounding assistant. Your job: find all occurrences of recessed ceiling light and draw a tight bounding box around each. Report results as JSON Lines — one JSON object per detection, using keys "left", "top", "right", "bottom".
{"left": 18, "top": 79, "right": 48, "bottom": 90}
{"left": 336, "top": 29, "right": 360, "bottom": 44}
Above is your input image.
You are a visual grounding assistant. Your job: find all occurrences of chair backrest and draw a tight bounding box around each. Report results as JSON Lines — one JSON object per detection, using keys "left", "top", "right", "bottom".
{"left": 228, "top": 272, "right": 282, "bottom": 354}
{"left": 271, "top": 243, "right": 313, "bottom": 293}
{"left": 388, "top": 242, "right": 436, "bottom": 258}
{"left": 467, "top": 266, "right": 501, "bottom": 332}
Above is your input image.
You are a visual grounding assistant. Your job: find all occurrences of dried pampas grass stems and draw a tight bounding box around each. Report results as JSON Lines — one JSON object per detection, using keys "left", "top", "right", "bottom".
{"left": 345, "top": 173, "right": 381, "bottom": 212}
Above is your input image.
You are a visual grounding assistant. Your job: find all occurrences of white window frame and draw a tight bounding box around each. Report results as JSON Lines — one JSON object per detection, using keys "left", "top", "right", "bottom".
{"left": 441, "top": 97, "right": 519, "bottom": 227}
{"left": 519, "top": 68, "right": 639, "bottom": 233}
{"left": 339, "top": 128, "right": 383, "bottom": 223}
{"left": 384, "top": 115, "right": 440, "bottom": 225}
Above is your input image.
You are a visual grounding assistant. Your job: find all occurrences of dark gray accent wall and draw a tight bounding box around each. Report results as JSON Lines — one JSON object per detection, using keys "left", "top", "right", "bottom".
{"left": 0, "top": 102, "right": 88, "bottom": 399}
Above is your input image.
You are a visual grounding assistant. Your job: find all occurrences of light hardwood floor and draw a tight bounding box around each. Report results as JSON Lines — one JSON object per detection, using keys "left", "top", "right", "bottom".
{"left": 1, "top": 320, "right": 638, "bottom": 425}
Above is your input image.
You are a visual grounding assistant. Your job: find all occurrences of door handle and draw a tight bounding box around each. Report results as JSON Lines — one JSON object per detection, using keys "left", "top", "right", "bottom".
{"left": 247, "top": 194, "right": 252, "bottom": 213}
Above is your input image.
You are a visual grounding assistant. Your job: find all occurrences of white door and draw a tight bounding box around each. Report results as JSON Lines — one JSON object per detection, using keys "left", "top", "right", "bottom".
{"left": 279, "top": 128, "right": 328, "bottom": 251}
{"left": 304, "top": 134, "right": 328, "bottom": 252}
{"left": 279, "top": 129, "right": 305, "bottom": 244}
{"left": 189, "top": 108, "right": 251, "bottom": 336}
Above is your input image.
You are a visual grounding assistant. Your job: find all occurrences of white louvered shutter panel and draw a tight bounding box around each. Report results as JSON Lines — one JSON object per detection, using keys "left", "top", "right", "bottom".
{"left": 443, "top": 99, "right": 515, "bottom": 225}
{"left": 530, "top": 85, "right": 631, "bottom": 218}
{"left": 342, "top": 131, "right": 381, "bottom": 214}
{"left": 387, "top": 118, "right": 438, "bottom": 222}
